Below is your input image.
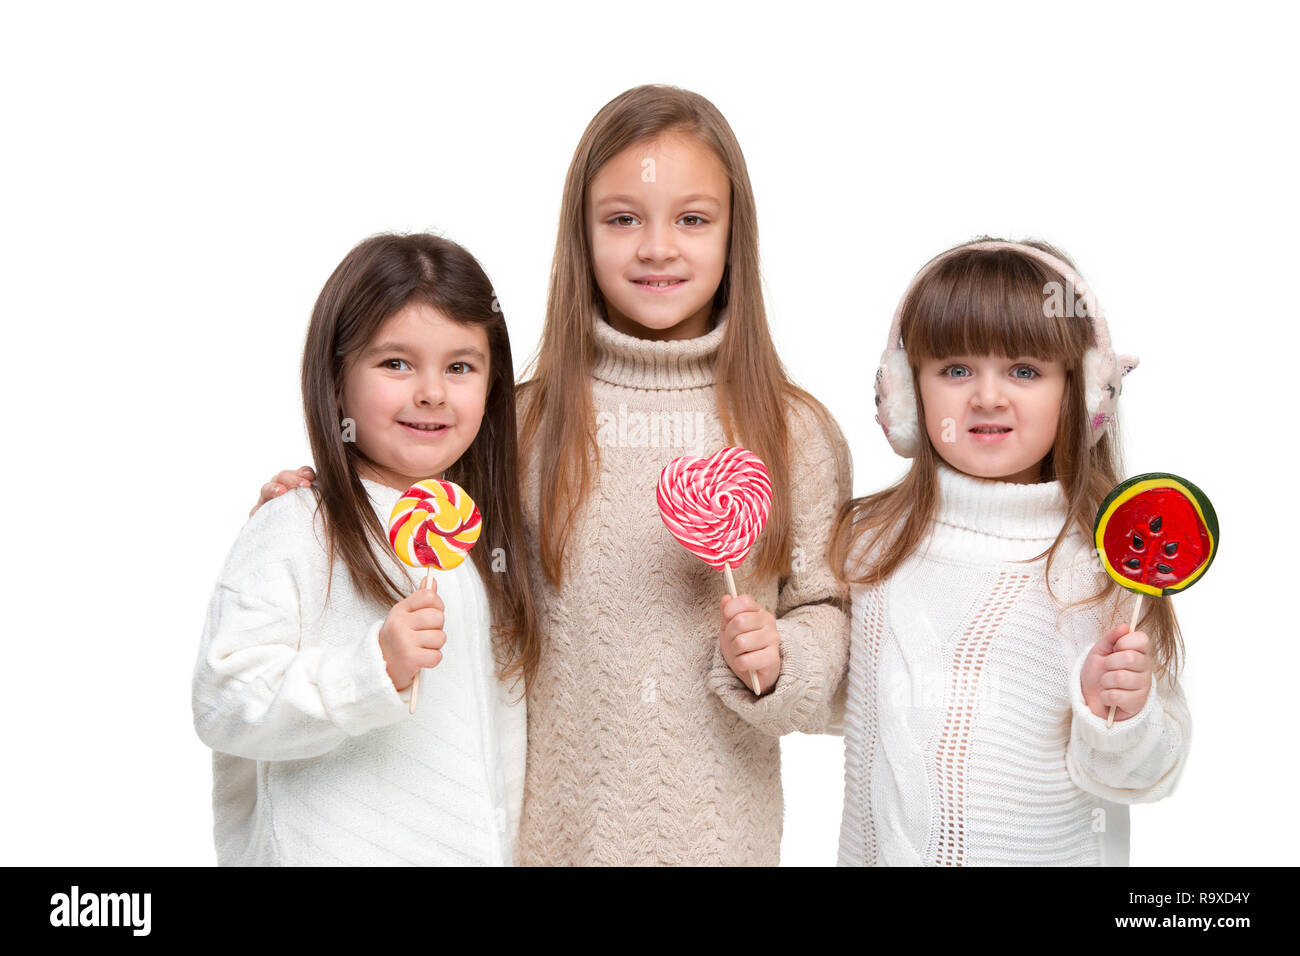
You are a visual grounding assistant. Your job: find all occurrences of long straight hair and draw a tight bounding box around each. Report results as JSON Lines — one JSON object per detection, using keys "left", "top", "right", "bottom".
{"left": 830, "top": 239, "right": 1183, "bottom": 680}
{"left": 520, "top": 83, "right": 843, "bottom": 586}
{"left": 301, "top": 233, "right": 539, "bottom": 693}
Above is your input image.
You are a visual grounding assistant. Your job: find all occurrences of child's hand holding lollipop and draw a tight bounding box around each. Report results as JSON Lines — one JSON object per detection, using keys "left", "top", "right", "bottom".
{"left": 378, "top": 583, "right": 446, "bottom": 693}
{"left": 1080, "top": 622, "right": 1153, "bottom": 721}
{"left": 719, "top": 594, "right": 780, "bottom": 695}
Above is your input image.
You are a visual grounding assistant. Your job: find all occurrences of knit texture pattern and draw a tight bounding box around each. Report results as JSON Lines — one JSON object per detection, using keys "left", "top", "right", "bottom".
{"left": 838, "top": 464, "right": 1190, "bottom": 867}
{"left": 193, "top": 479, "right": 525, "bottom": 866}
{"left": 516, "top": 313, "right": 852, "bottom": 865}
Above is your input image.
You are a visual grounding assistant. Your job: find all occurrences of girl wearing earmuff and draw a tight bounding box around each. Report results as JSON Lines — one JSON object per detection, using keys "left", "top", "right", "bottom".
{"left": 830, "top": 238, "right": 1190, "bottom": 866}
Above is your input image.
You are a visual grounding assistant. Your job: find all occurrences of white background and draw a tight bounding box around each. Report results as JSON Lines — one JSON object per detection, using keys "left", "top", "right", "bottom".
{"left": 2, "top": 1, "right": 1295, "bottom": 866}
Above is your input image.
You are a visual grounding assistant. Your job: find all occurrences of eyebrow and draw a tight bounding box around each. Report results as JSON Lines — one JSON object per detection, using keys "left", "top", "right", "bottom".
{"left": 592, "top": 193, "right": 723, "bottom": 209}
{"left": 361, "top": 341, "right": 488, "bottom": 363}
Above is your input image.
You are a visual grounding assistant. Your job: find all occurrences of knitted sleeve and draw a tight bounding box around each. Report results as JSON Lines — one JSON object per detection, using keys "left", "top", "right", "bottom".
{"left": 1060, "top": 577, "right": 1192, "bottom": 804}
{"left": 706, "top": 399, "right": 853, "bottom": 736}
{"left": 192, "top": 489, "right": 409, "bottom": 761}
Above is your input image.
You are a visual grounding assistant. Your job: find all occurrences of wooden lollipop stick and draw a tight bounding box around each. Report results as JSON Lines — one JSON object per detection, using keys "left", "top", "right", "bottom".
{"left": 1106, "top": 591, "right": 1144, "bottom": 728}
{"left": 723, "top": 565, "right": 763, "bottom": 696}
{"left": 409, "top": 567, "right": 435, "bottom": 715}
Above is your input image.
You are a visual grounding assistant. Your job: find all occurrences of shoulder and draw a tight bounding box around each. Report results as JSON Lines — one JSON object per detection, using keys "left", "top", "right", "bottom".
{"left": 218, "top": 487, "right": 328, "bottom": 585}
{"left": 784, "top": 392, "right": 851, "bottom": 495}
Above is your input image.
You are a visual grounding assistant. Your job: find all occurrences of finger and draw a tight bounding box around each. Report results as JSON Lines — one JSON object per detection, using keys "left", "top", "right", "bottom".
{"left": 1113, "top": 631, "right": 1150, "bottom": 654}
{"left": 722, "top": 595, "right": 760, "bottom": 621}
{"left": 410, "top": 608, "right": 445, "bottom": 632}
{"left": 417, "top": 629, "right": 446, "bottom": 651}
{"left": 275, "top": 469, "right": 311, "bottom": 489}
{"left": 1100, "top": 688, "right": 1145, "bottom": 713}
{"left": 297, "top": 465, "right": 317, "bottom": 481}
{"left": 729, "top": 627, "right": 775, "bottom": 655}
{"left": 735, "top": 646, "right": 778, "bottom": 674}
{"left": 728, "top": 610, "right": 769, "bottom": 636}
{"left": 1093, "top": 623, "right": 1129, "bottom": 657}
{"left": 1101, "top": 670, "right": 1147, "bottom": 692}
{"left": 412, "top": 648, "right": 443, "bottom": 670}
{"left": 403, "top": 588, "right": 444, "bottom": 611}
{"left": 262, "top": 480, "right": 286, "bottom": 500}
{"left": 1104, "top": 650, "right": 1148, "bottom": 672}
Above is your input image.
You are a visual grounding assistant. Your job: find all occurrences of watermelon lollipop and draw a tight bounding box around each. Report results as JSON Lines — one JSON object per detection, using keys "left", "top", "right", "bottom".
{"left": 1093, "top": 473, "right": 1218, "bottom": 725}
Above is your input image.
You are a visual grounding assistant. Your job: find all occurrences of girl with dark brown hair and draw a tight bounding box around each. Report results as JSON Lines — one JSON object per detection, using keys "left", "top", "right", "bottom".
{"left": 833, "top": 238, "right": 1191, "bottom": 866}
{"left": 195, "top": 233, "right": 538, "bottom": 865}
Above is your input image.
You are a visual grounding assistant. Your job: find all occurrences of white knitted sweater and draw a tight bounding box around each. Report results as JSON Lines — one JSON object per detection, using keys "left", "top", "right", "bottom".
{"left": 193, "top": 479, "right": 525, "bottom": 866}
{"left": 838, "top": 464, "right": 1190, "bottom": 866}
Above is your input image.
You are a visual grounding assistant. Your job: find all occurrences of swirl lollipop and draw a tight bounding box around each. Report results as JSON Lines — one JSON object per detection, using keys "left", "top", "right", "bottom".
{"left": 1093, "top": 472, "right": 1218, "bottom": 726}
{"left": 388, "top": 479, "right": 483, "bottom": 713}
{"left": 658, "top": 447, "right": 773, "bottom": 694}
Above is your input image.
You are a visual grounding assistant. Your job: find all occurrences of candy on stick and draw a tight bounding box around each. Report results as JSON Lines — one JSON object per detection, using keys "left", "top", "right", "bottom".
{"left": 657, "top": 447, "right": 773, "bottom": 696}
{"left": 1093, "top": 472, "right": 1218, "bottom": 726}
{"left": 388, "top": 478, "right": 483, "bottom": 714}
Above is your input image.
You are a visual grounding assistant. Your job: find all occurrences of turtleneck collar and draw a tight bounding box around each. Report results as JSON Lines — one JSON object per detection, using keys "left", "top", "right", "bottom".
{"left": 591, "top": 304, "right": 727, "bottom": 390}
{"left": 935, "top": 461, "right": 1068, "bottom": 543}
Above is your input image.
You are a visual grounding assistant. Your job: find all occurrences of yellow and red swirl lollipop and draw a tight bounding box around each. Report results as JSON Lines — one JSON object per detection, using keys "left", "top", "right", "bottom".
{"left": 389, "top": 479, "right": 482, "bottom": 571}
{"left": 387, "top": 479, "right": 482, "bottom": 713}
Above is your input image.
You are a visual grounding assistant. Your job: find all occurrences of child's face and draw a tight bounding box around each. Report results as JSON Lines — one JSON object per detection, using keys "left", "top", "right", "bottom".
{"left": 917, "top": 354, "right": 1066, "bottom": 484}
{"left": 340, "top": 302, "right": 490, "bottom": 492}
{"left": 586, "top": 131, "right": 730, "bottom": 341}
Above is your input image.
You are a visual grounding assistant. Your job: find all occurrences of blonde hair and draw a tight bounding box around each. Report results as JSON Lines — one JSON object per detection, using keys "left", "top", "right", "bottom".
{"left": 830, "top": 238, "right": 1183, "bottom": 679}
{"left": 520, "top": 84, "right": 843, "bottom": 586}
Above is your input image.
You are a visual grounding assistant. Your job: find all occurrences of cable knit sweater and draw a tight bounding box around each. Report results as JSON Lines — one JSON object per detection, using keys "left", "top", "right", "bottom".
{"left": 838, "top": 463, "right": 1191, "bottom": 866}
{"left": 516, "top": 313, "right": 852, "bottom": 866}
{"left": 193, "top": 479, "right": 526, "bottom": 866}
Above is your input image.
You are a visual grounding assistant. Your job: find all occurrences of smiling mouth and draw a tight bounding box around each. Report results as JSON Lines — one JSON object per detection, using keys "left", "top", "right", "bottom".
{"left": 401, "top": 422, "right": 449, "bottom": 432}
{"left": 633, "top": 279, "right": 685, "bottom": 288}
{"left": 969, "top": 426, "right": 1012, "bottom": 434}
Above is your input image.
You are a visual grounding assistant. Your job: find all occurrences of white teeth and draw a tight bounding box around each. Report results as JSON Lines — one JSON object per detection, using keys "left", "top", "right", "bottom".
{"left": 639, "top": 280, "right": 680, "bottom": 287}
{"left": 405, "top": 423, "right": 444, "bottom": 431}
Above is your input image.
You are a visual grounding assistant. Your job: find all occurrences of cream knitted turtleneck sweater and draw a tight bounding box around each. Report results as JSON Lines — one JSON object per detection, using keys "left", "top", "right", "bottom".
{"left": 516, "top": 314, "right": 852, "bottom": 866}
{"left": 838, "top": 463, "right": 1191, "bottom": 867}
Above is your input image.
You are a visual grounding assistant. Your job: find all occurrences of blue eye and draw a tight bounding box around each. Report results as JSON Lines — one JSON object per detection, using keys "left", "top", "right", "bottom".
{"left": 940, "top": 365, "right": 971, "bottom": 378}
{"left": 1012, "top": 365, "right": 1039, "bottom": 380}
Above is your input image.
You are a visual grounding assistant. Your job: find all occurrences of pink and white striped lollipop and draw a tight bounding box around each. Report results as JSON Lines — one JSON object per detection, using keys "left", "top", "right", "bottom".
{"left": 658, "top": 447, "right": 772, "bottom": 695}
{"left": 657, "top": 448, "right": 772, "bottom": 570}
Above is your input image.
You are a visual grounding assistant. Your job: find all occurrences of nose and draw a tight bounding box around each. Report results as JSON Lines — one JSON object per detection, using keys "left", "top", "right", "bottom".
{"left": 638, "top": 219, "right": 678, "bottom": 262}
{"left": 414, "top": 372, "right": 446, "bottom": 407}
{"left": 971, "top": 374, "right": 1008, "bottom": 410}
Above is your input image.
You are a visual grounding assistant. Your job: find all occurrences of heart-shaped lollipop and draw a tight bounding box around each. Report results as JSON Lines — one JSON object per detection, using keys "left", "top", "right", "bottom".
{"left": 658, "top": 447, "right": 772, "bottom": 695}
{"left": 657, "top": 447, "right": 772, "bottom": 571}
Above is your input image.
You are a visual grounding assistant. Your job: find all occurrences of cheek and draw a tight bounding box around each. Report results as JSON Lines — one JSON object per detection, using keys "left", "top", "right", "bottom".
{"left": 345, "top": 374, "right": 402, "bottom": 420}
{"left": 917, "top": 379, "right": 946, "bottom": 435}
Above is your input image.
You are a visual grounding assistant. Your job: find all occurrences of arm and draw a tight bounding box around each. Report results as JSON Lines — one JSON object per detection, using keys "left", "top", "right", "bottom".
{"left": 193, "top": 490, "right": 409, "bottom": 761}
{"left": 707, "top": 401, "right": 853, "bottom": 736}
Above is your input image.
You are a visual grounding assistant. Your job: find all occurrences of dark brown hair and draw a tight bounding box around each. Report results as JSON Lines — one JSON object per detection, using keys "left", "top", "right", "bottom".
{"left": 301, "top": 233, "right": 539, "bottom": 693}
{"left": 519, "top": 83, "right": 844, "bottom": 586}
{"left": 830, "top": 239, "right": 1183, "bottom": 679}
